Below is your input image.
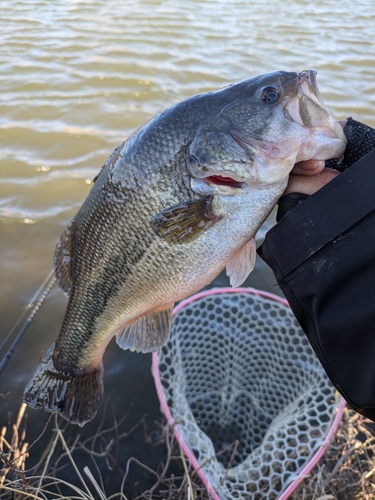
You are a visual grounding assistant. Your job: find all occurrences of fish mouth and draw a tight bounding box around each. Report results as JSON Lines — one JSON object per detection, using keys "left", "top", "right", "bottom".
{"left": 298, "top": 69, "right": 325, "bottom": 108}
{"left": 205, "top": 175, "right": 244, "bottom": 188}
{"left": 299, "top": 69, "right": 318, "bottom": 88}
{"left": 285, "top": 69, "right": 346, "bottom": 141}
{"left": 285, "top": 69, "right": 331, "bottom": 129}
{"left": 282, "top": 69, "right": 346, "bottom": 162}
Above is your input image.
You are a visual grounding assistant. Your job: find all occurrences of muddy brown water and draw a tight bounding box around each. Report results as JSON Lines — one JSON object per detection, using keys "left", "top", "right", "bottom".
{"left": 1, "top": 0, "right": 375, "bottom": 496}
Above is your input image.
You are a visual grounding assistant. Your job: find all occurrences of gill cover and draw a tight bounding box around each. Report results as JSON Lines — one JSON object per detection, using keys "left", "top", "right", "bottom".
{"left": 187, "top": 120, "right": 254, "bottom": 182}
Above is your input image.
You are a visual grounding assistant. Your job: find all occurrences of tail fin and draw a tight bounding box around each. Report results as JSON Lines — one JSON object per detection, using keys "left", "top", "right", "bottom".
{"left": 23, "top": 344, "right": 103, "bottom": 426}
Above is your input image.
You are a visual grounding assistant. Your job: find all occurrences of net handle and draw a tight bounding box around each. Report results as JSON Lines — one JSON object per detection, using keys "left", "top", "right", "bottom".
{"left": 152, "top": 287, "right": 346, "bottom": 500}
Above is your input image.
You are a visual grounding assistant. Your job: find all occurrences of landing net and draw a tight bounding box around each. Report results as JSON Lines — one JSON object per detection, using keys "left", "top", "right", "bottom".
{"left": 153, "top": 288, "right": 345, "bottom": 499}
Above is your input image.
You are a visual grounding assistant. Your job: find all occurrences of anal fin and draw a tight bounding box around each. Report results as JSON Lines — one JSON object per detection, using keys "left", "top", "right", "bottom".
{"left": 226, "top": 238, "right": 256, "bottom": 287}
{"left": 23, "top": 344, "right": 104, "bottom": 426}
{"left": 116, "top": 305, "right": 173, "bottom": 353}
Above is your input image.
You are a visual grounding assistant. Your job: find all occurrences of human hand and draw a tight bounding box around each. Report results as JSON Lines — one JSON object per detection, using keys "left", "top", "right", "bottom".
{"left": 277, "top": 118, "right": 375, "bottom": 221}
{"left": 291, "top": 120, "right": 347, "bottom": 177}
{"left": 283, "top": 168, "right": 340, "bottom": 197}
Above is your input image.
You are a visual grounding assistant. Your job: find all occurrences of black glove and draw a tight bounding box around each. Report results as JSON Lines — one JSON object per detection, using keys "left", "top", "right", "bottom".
{"left": 325, "top": 117, "right": 375, "bottom": 171}
{"left": 277, "top": 118, "right": 375, "bottom": 222}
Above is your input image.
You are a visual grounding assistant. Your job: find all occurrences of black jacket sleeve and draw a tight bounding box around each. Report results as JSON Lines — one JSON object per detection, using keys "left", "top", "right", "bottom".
{"left": 258, "top": 147, "right": 375, "bottom": 421}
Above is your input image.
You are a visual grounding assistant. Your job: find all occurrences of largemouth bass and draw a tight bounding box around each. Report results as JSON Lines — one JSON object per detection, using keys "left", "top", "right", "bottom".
{"left": 24, "top": 70, "right": 346, "bottom": 425}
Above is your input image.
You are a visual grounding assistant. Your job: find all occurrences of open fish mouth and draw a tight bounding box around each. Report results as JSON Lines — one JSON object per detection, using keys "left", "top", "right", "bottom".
{"left": 287, "top": 69, "right": 343, "bottom": 136}
{"left": 299, "top": 69, "right": 318, "bottom": 90}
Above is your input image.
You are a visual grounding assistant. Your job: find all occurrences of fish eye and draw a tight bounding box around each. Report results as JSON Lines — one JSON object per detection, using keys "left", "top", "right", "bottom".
{"left": 261, "top": 86, "right": 280, "bottom": 103}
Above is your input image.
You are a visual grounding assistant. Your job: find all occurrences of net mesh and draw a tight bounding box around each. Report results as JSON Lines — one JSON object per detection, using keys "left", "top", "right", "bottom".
{"left": 156, "top": 289, "right": 341, "bottom": 499}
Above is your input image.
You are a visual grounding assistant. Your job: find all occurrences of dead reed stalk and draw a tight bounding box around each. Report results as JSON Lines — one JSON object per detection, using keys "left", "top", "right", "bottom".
{"left": 1, "top": 402, "right": 375, "bottom": 500}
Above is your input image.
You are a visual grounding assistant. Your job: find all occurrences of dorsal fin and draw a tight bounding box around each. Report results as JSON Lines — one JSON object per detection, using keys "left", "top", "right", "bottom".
{"left": 226, "top": 238, "right": 256, "bottom": 287}
{"left": 53, "top": 216, "right": 76, "bottom": 295}
{"left": 116, "top": 305, "right": 173, "bottom": 353}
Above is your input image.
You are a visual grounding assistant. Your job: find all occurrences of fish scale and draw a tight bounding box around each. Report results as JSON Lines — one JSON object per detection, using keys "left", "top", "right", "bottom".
{"left": 53, "top": 146, "right": 196, "bottom": 369}
{"left": 24, "top": 70, "right": 346, "bottom": 425}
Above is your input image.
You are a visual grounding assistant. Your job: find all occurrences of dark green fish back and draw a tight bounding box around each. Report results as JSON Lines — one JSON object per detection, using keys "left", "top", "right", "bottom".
{"left": 53, "top": 142, "right": 196, "bottom": 371}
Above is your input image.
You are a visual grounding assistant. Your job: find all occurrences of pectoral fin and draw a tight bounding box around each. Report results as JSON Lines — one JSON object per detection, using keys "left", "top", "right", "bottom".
{"left": 151, "top": 196, "right": 222, "bottom": 245}
{"left": 53, "top": 217, "right": 76, "bottom": 295}
{"left": 226, "top": 238, "right": 256, "bottom": 287}
{"left": 116, "top": 305, "right": 173, "bottom": 353}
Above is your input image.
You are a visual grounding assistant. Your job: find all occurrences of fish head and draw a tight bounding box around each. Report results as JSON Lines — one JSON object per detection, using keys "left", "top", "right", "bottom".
{"left": 187, "top": 69, "right": 346, "bottom": 191}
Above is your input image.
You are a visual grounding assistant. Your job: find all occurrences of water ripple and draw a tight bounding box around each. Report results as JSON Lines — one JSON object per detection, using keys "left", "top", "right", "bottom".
{"left": 0, "top": 0, "right": 374, "bottom": 222}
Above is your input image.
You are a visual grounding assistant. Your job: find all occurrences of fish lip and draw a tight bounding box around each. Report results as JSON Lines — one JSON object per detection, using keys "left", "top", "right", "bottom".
{"left": 298, "top": 69, "right": 328, "bottom": 111}
{"left": 298, "top": 69, "right": 320, "bottom": 97}
{"left": 187, "top": 152, "right": 248, "bottom": 187}
{"left": 284, "top": 69, "right": 328, "bottom": 128}
{"left": 299, "top": 69, "right": 317, "bottom": 85}
{"left": 204, "top": 175, "right": 278, "bottom": 191}
{"left": 205, "top": 175, "right": 244, "bottom": 188}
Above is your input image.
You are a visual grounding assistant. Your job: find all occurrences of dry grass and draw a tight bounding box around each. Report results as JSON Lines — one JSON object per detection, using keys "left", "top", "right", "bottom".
{"left": 1, "top": 401, "right": 375, "bottom": 500}
{"left": 0, "top": 396, "right": 208, "bottom": 500}
{"left": 289, "top": 409, "right": 375, "bottom": 500}
{"left": 0, "top": 403, "right": 29, "bottom": 489}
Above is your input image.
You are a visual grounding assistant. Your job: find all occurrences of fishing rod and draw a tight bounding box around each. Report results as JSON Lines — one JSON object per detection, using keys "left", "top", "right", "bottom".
{"left": 0, "top": 270, "right": 56, "bottom": 375}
